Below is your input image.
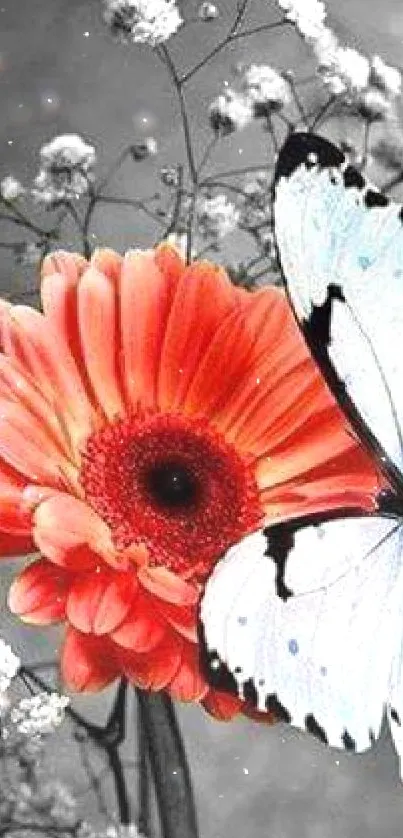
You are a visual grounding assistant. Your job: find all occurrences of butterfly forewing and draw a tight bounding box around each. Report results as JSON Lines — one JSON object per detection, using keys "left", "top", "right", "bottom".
{"left": 200, "top": 519, "right": 403, "bottom": 754}
{"left": 274, "top": 132, "right": 403, "bottom": 482}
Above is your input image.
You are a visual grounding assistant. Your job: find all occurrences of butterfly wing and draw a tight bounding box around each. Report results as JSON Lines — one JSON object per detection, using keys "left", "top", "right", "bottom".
{"left": 200, "top": 517, "right": 403, "bottom": 754}
{"left": 273, "top": 132, "right": 403, "bottom": 482}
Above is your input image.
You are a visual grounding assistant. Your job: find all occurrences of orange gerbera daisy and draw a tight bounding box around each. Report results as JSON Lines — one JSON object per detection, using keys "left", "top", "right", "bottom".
{"left": 0, "top": 244, "right": 380, "bottom": 718}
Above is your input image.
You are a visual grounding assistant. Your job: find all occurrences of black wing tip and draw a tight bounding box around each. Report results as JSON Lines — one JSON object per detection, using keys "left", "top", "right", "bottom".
{"left": 274, "top": 132, "right": 345, "bottom": 183}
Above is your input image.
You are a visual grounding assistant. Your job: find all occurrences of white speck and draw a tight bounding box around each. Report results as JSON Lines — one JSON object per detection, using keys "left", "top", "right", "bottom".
{"left": 18, "top": 103, "right": 23, "bottom": 109}
{"left": 172, "top": 770, "right": 177, "bottom": 775}
{"left": 307, "top": 152, "right": 318, "bottom": 164}
{"left": 142, "top": 117, "right": 148, "bottom": 123}
{"left": 256, "top": 377, "right": 260, "bottom": 384}
{"left": 243, "top": 767, "right": 249, "bottom": 775}
{"left": 218, "top": 793, "right": 224, "bottom": 799}
{"left": 95, "top": 566, "right": 101, "bottom": 574}
{"left": 83, "top": 31, "right": 90, "bottom": 37}
{"left": 210, "top": 658, "right": 220, "bottom": 671}
{"left": 238, "top": 148, "right": 244, "bottom": 155}
{"left": 7, "top": 140, "right": 13, "bottom": 146}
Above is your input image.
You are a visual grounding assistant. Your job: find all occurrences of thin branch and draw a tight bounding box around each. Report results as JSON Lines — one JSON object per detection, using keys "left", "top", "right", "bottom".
{"left": 159, "top": 165, "right": 184, "bottom": 242}
{"left": 309, "top": 94, "right": 337, "bottom": 130}
{"left": 180, "top": 17, "right": 285, "bottom": 85}
{"left": 158, "top": 45, "right": 197, "bottom": 186}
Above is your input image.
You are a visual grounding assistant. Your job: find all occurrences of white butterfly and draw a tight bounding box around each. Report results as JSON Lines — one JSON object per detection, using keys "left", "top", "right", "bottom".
{"left": 200, "top": 132, "right": 403, "bottom": 774}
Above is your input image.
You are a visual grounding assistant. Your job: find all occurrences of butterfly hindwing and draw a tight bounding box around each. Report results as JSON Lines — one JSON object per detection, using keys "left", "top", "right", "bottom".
{"left": 274, "top": 132, "right": 403, "bottom": 481}
{"left": 200, "top": 518, "right": 403, "bottom": 754}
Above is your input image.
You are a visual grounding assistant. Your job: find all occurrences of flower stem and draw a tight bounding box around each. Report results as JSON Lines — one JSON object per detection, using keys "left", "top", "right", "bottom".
{"left": 136, "top": 689, "right": 199, "bottom": 838}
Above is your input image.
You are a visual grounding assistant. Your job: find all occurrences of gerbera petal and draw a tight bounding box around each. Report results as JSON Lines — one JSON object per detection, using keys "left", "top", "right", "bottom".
{"left": 41, "top": 254, "right": 85, "bottom": 375}
{"left": 0, "top": 487, "right": 32, "bottom": 534}
{"left": 153, "top": 600, "right": 198, "bottom": 642}
{"left": 111, "top": 591, "right": 166, "bottom": 651}
{"left": 42, "top": 250, "right": 87, "bottom": 281}
{"left": 33, "top": 493, "right": 115, "bottom": 570}
{"left": 0, "top": 399, "right": 71, "bottom": 486}
{"left": 255, "top": 409, "right": 361, "bottom": 489}
{"left": 120, "top": 250, "right": 178, "bottom": 410}
{"left": 157, "top": 260, "right": 238, "bottom": 411}
{"left": 260, "top": 447, "right": 380, "bottom": 521}
{"left": 138, "top": 564, "right": 199, "bottom": 606}
{"left": 61, "top": 627, "right": 120, "bottom": 691}
{"left": 117, "top": 631, "right": 183, "bottom": 690}
{"left": 0, "top": 532, "right": 35, "bottom": 557}
{"left": 154, "top": 242, "right": 185, "bottom": 281}
{"left": 77, "top": 266, "right": 125, "bottom": 420}
{"left": 201, "top": 689, "right": 244, "bottom": 721}
{"left": 1, "top": 306, "right": 94, "bottom": 449}
{"left": 90, "top": 248, "right": 123, "bottom": 282}
{"left": 8, "top": 558, "right": 70, "bottom": 624}
{"left": 66, "top": 568, "right": 137, "bottom": 635}
{"left": 168, "top": 642, "right": 209, "bottom": 702}
{"left": 0, "top": 354, "right": 72, "bottom": 459}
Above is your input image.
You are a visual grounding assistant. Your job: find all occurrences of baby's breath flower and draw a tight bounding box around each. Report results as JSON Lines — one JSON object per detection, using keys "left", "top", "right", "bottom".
{"left": 0, "top": 639, "right": 20, "bottom": 694}
{"left": 370, "top": 56, "right": 401, "bottom": 98}
{"left": 160, "top": 166, "right": 179, "bottom": 187}
{"left": 32, "top": 134, "right": 96, "bottom": 206}
{"left": 209, "top": 89, "right": 252, "bottom": 134}
{"left": 318, "top": 42, "right": 370, "bottom": 95}
{"left": 277, "top": 0, "right": 326, "bottom": 40}
{"left": 357, "top": 87, "right": 392, "bottom": 121}
{"left": 197, "top": 194, "right": 240, "bottom": 239}
{"left": 0, "top": 175, "right": 25, "bottom": 201}
{"left": 131, "top": 136, "right": 158, "bottom": 160}
{"left": 242, "top": 64, "right": 291, "bottom": 115}
{"left": 103, "top": 0, "right": 183, "bottom": 46}
{"left": 198, "top": 2, "right": 219, "bottom": 20}
{"left": 10, "top": 691, "right": 69, "bottom": 737}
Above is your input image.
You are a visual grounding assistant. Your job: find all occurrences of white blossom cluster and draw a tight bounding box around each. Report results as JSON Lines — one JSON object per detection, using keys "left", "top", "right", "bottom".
{"left": 103, "top": 0, "right": 183, "bottom": 46}
{"left": 275, "top": 0, "right": 401, "bottom": 118}
{"left": 242, "top": 64, "right": 291, "bottom": 115}
{"left": 32, "top": 133, "right": 96, "bottom": 206}
{"left": 209, "top": 63, "right": 291, "bottom": 135}
{"left": 10, "top": 690, "right": 69, "bottom": 737}
{"left": 0, "top": 639, "right": 20, "bottom": 694}
{"left": 277, "top": 0, "right": 326, "bottom": 40}
{"left": 209, "top": 88, "right": 253, "bottom": 134}
{"left": 198, "top": 2, "right": 219, "bottom": 21}
{"left": 0, "top": 175, "right": 25, "bottom": 201}
{"left": 197, "top": 194, "right": 240, "bottom": 239}
{"left": 316, "top": 35, "right": 401, "bottom": 118}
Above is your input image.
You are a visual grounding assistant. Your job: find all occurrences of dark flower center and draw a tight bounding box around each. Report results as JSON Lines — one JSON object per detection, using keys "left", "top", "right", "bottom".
{"left": 80, "top": 409, "right": 262, "bottom": 579}
{"left": 145, "top": 461, "right": 199, "bottom": 509}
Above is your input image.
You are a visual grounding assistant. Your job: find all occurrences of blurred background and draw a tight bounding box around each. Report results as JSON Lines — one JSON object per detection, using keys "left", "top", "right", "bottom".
{"left": 2, "top": 1, "right": 403, "bottom": 836}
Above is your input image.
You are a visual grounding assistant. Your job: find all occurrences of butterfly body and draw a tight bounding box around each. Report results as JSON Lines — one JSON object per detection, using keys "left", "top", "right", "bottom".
{"left": 200, "top": 131, "right": 403, "bottom": 775}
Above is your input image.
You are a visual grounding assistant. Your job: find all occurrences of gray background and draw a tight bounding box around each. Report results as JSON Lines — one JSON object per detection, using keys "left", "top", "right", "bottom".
{"left": 2, "top": 1, "right": 403, "bottom": 836}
